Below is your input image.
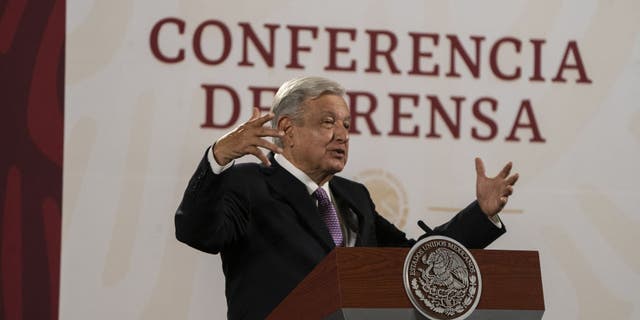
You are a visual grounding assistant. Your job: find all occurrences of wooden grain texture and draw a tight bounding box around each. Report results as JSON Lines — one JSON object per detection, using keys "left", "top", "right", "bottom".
{"left": 474, "top": 249, "right": 545, "bottom": 310}
{"left": 267, "top": 250, "right": 341, "bottom": 320}
{"left": 337, "top": 247, "right": 411, "bottom": 308}
{"left": 268, "top": 248, "right": 544, "bottom": 319}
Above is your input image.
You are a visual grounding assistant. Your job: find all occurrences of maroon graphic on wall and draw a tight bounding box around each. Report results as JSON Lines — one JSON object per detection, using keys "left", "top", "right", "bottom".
{"left": 0, "top": 0, "right": 64, "bottom": 319}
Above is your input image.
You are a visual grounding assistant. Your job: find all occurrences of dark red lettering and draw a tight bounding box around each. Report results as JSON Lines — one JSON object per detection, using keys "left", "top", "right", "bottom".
{"left": 505, "top": 99, "right": 546, "bottom": 142}
{"left": 365, "top": 30, "right": 401, "bottom": 74}
{"left": 238, "top": 23, "right": 280, "bottom": 67}
{"left": 408, "top": 32, "right": 439, "bottom": 76}
{"left": 529, "top": 39, "right": 545, "bottom": 81}
{"left": 426, "top": 95, "right": 464, "bottom": 139}
{"left": 193, "top": 20, "right": 232, "bottom": 65}
{"left": 471, "top": 97, "right": 498, "bottom": 141}
{"left": 149, "top": 17, "right": 185, "bottom": 63}
{"left": 552, "top": 41, "right": 592, "bottom": 83}
{"left": 286, "top": 25, "right": 318, "bottom": 69}
{"left": 248, "top": 86, "right": 278, "bottom": 113}
{"left": 388, "top": 94, "right": 419, "bottom": 137}
{"left": 201, "top": 84, "right": 240, "bottom": 129}
{"left": 346, "top": 91, "right": 381, "bottom": 135}
{"left": 446, "top": 35, "right": 485, "bottom": 78}
{"left": 490, "top": 37, "right": 521, "bottom": 80}
{"left": 325, "top": 28, "right": 357, "bottom": 71}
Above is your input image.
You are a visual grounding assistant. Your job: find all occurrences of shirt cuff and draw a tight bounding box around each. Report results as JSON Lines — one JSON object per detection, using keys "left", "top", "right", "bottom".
{"left": 207, "top": 145, "right": 234, "bottom": 174}
{"left": 488, "top": 214, "right": 503, "bottom": 229}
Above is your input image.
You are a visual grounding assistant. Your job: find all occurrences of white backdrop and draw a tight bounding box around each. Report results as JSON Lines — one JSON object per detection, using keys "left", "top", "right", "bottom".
{"left": 62, "top": 0, "right": 640, "bottom": 319}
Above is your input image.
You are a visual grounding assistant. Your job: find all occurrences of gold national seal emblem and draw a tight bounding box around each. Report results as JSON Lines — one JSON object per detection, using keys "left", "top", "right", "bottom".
{"left": 403, "top": 236, "right": 482, "bottom": 320}
{"left": 353, "top": 169, "right": 408, "bottom": 228}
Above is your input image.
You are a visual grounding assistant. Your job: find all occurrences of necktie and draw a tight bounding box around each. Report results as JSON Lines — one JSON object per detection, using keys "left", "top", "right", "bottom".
{"left": 313, "top": 188, "right": 344, "bottom": 247}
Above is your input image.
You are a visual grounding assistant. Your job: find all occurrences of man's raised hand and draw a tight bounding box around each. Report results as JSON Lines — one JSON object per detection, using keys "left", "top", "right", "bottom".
{"left": 213, "top": 107, "right": 284, "bottom": 166}
{"left": 475, "top": 158, "right": 519, "bottom": 217}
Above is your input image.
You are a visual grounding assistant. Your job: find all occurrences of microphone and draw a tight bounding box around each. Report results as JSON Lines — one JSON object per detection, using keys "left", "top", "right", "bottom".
{"left": 417, "top": 220, "right": 433, "bottom": 233}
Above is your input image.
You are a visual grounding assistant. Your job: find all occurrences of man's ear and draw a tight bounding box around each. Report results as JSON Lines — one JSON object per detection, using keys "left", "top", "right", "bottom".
{"left": 278, "top": 116, "right": 295, "bottom": 147}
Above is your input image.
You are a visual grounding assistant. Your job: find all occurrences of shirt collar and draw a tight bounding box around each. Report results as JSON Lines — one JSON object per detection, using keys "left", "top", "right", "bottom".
{"left": 274, "top": 153, "right": 331, "bottom": 196}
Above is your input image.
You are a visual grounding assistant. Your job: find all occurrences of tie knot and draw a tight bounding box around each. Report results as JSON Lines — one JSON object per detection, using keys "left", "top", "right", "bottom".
{"left": 313, "top": 187, "right": 330, "bottom": 202}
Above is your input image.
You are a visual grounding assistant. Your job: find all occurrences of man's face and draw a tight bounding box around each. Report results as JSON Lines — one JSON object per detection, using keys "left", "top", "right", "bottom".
{"left": 286, "top": 94, "right": 350, "bottom": 182}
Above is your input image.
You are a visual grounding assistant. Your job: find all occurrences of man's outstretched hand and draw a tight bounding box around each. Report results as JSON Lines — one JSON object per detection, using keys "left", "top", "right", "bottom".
{"left": 475, "top": 158, "right": 519, "bottom": 217}
{"left": 213, "top": 108, "right": 284, "bottom": 166}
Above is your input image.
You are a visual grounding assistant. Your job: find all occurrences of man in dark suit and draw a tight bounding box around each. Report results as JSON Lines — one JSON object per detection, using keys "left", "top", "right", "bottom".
{"left": 175, "top": 76, "right": 518, "bottom": 320}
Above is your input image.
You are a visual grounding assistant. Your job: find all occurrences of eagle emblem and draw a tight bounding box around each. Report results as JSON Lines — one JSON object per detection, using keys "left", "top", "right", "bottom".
{"left": 403, "top": 236, "right": 481, "bottom": 320}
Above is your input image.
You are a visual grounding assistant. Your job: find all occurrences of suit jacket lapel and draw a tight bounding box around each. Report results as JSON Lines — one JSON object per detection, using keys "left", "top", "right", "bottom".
{"left": 264, "top": 162, "right": 335, "bottom": 251}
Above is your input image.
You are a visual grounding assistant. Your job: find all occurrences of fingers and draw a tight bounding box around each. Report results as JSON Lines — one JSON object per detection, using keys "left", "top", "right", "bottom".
{"left": 506, "top": 173, "right": 519, "bottom": 186}
{"left": 215, "top": 108, "right": 284, "bottom": 166}
{"left": 249, "top": 109, "right": 276, "bottom": 127}
{"left": 244, "top": 108, "right": 284, "bottom": 158}
{"left": 499, "top": 161, "right": 513, "bottom": 178}
{"left": 501, "top": 185, "right": 513, "bottom": 196}
{"left": 249, "top": 107, "right": 261, "bottom": 121}
{"left": 255, "top": 127, "right": 285, "bottom": 138}
{"left": 247, "top": 146, "right": 271, "bottom": 166}
{"left": 251, "top": 137, "right": 284, "bottom": 154}
{"left": 246, "top": 109, "right": 283, "bottom": 139}
{"left": 475, "top": 157, "right": 486, "bottom": 177}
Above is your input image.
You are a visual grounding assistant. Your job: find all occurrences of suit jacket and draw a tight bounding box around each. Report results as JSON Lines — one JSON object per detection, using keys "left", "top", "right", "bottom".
{"left": 175, "top": 149, "right": 505, "bottom": 320}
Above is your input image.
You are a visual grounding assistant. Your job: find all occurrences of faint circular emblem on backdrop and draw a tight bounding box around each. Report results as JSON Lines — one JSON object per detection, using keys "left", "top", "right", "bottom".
{"left": 353, "top": 169, "right": 408, "bottom": 228}
{"left": 403, "top": 236, "right": 482, "bottom": 320}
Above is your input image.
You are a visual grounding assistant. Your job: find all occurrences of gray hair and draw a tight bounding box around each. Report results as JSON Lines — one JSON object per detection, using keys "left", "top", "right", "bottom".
{"left": 271, "top": 76, "right": 345, "bottom": 147}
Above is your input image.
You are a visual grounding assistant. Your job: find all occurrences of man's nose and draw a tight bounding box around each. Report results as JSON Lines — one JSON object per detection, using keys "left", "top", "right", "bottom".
{"left": 334, "top": 122, "right": 349, "bottom": 143}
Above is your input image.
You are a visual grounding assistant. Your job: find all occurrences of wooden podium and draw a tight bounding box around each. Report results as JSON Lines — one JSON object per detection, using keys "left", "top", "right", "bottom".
{"left": 267, "top": 248, "right": 544, "bottom": 320}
